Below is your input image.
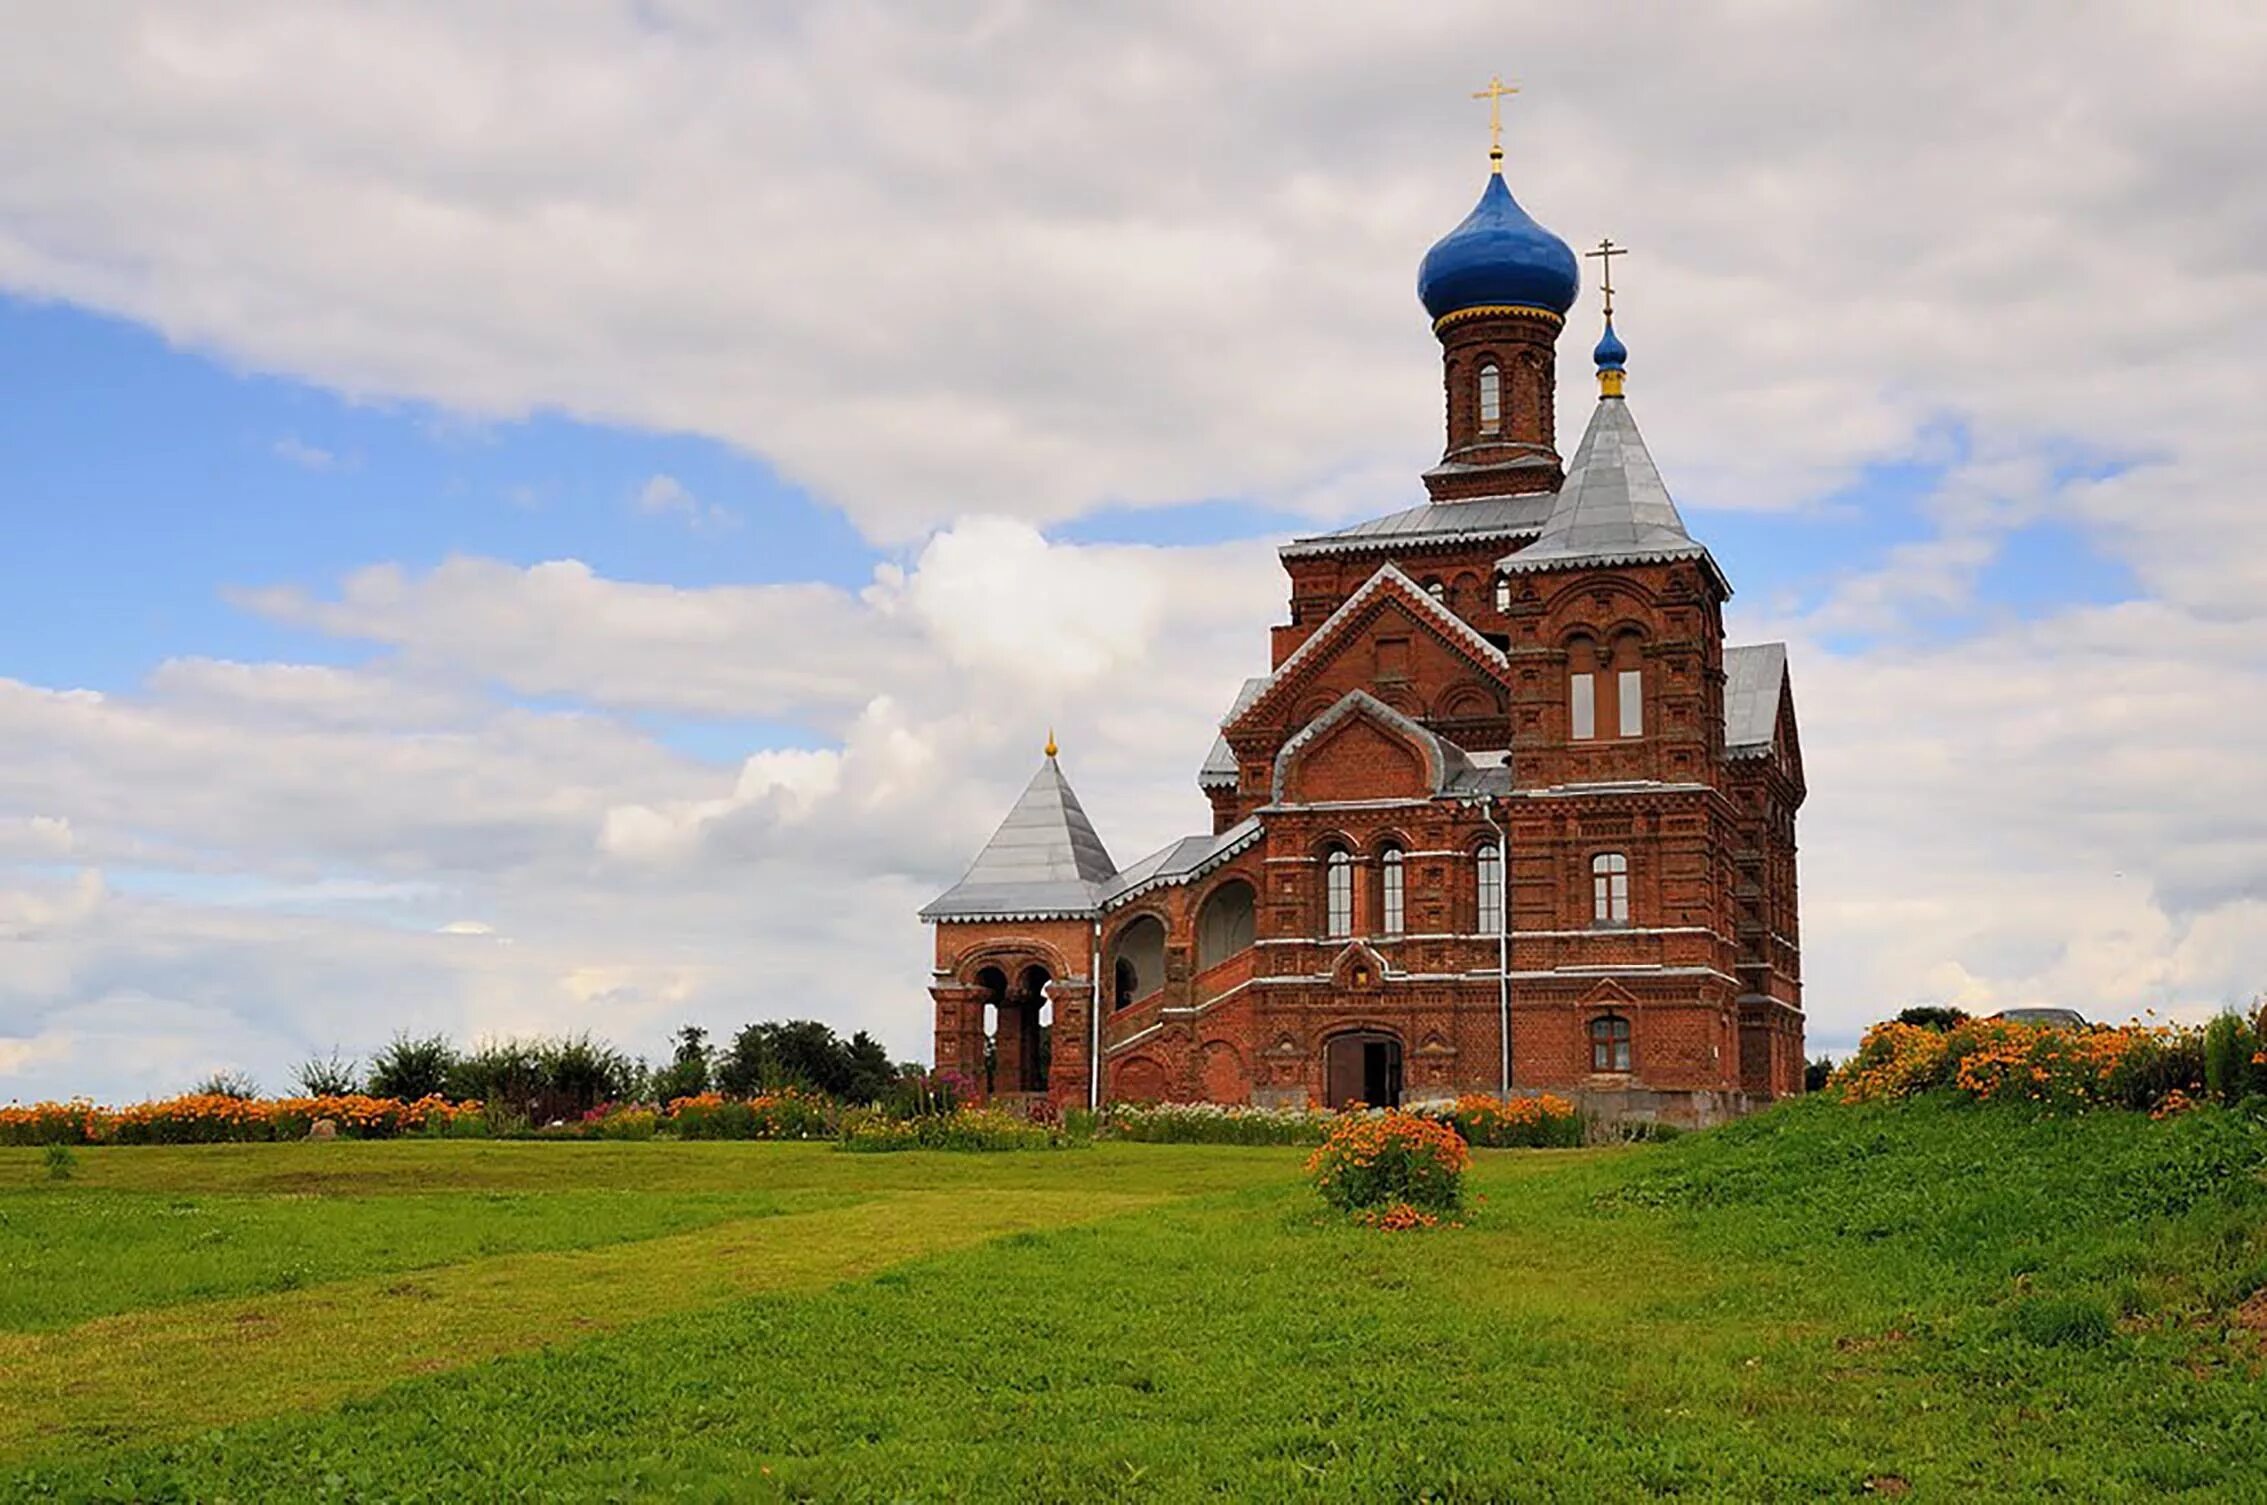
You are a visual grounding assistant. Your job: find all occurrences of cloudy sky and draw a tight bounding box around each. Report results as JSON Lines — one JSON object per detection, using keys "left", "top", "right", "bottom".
{"left": 3, "top": 2, "right": 2264, "bottom": 1102}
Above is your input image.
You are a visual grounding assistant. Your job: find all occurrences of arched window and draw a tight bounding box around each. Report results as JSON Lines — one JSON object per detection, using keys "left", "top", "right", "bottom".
{"left": 1568, "top": 636, "right": 1599, "bottom": 741}
{"left": 1590, "top": 1014, "right": 1632, "bottom": 1072}
{"left": 1475, "top": 842, "right": 1503, "bottom": 933}
{"left": 1612, "top": 632, "right": 1644, "bottom": 737}
{"left": 1423, "top": 577, "right": 1447, "bottom": 601}
{"left": 1494, "top": 576, "right": 1511, "bottom": 613}
{"left": 1379, "top": 847, "right": 1405, "bottom": 936}
{"left": 1592, "top": 852, "right": 1630, "bottom": 925}
{"left": 1479, "top": 362, "right": 1502, "bottom": 433}
{"left": 1324, "top": 849, "right": 1354, "bottom": 939}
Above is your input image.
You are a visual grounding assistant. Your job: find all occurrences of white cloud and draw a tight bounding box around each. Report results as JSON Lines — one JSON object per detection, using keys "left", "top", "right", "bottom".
{"left": 271, "top": 434, "right": 341, "bottom": 470}
{"left": 633, "top": 472, "right": 737, "bottom": 531}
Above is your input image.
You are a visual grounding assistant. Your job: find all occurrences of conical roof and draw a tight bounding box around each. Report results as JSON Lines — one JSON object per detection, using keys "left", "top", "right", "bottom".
{"left": 918, "top": 756, "right": 1118, "bottom": 921}
{"left": 1497, "top": 397, "right": 1727, "bottom": 592}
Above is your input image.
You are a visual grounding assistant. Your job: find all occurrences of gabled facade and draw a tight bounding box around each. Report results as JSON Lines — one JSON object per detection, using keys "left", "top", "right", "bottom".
{"left": 921, "top": 142, "right": 1806, "bottom": 1125}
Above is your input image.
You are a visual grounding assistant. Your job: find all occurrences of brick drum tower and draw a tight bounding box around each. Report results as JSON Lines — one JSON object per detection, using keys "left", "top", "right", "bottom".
{"left": 921, "top": 123, "right": 1806, "bottom": 1126}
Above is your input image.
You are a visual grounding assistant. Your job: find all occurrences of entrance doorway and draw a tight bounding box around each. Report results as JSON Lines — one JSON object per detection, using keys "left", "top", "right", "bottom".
{"left": 1324, "top": 1032, "right": 1403, "bottom": 1109}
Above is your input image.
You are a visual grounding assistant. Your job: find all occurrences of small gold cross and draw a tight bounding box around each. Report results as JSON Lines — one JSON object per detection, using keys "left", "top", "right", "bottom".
{"left": 1471, "top": 74, "right": 1519, "bottom": 159}
{"left": 1585, "top": 237, "right": 1628, "bottom": 317}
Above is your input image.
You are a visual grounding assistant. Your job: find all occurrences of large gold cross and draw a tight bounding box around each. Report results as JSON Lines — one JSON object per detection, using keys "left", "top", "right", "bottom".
{"left": 1586, "top": 237, "right": 1627, "bottom": 317}
{"left": 1471, "top": 74, "right": 1519, "bottom": 157}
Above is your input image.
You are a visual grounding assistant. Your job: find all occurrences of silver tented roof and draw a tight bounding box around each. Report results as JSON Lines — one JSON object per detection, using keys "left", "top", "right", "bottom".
{"left": 1498, "top": 397, "right": 1728, "bottom": 594}
{"left": 918, "top": 755, "right": 1119, "bottom": 921}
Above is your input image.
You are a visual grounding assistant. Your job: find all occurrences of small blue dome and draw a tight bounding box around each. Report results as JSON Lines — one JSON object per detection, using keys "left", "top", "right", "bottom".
{"left": 1417, "top": 172, "right": 1580, "bottom": 323}
{"left": 1593, "top": 318, "right": 1627, "bottom": 372}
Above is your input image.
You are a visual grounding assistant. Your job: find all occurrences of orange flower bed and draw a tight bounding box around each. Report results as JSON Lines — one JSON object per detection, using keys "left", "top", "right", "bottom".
{"left": 1439, "top": 1092, "right": 1583, "bottom": 1148}
{"left": 1, "top": 1093, "right": 481, "bottom": 1146}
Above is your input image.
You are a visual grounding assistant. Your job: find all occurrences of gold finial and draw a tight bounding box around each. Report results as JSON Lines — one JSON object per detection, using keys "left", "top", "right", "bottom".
{"left": 1044, "top": 728, "right": 1057, "bottom": 758}
{"left": 1471, "top": 74, "right": 1519, "bottom": 169}
{"left": 1585, "top": 237, "right": 1627, "bottom": 319}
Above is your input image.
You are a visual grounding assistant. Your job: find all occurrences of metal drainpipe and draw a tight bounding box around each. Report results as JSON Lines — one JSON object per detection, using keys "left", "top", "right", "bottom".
{"left": 1468, "top": 795, "right": 1511, "bottom": 1095}
{"left": 1089, "top": 918, "right": 1102, "bottom": 1112}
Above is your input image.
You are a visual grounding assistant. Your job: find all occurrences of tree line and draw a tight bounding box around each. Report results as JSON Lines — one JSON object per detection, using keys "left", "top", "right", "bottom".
{"left": 239, "top": 1020, "right": 917, "bottom": 1126}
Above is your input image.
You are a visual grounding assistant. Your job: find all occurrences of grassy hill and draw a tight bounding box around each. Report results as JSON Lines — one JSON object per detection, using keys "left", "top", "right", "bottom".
{"left": 3, "top": 1097, "right": 2263, "bottom": 1500}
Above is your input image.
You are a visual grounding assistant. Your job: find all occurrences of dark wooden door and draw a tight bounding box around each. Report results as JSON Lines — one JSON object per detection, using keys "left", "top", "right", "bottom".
{"left": 1324, "top": 1033, "right": 1403, "bottom": 1108}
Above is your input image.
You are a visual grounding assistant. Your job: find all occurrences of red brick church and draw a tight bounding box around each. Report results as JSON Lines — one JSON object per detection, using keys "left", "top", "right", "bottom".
{"left": 921, "top": 126, "right": 1806, "bottom": 1125}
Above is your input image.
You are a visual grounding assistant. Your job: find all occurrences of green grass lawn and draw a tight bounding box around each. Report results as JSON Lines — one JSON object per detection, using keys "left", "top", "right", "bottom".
{"left": 2, "top": 1102, "right": 2263, "bottom": 1501}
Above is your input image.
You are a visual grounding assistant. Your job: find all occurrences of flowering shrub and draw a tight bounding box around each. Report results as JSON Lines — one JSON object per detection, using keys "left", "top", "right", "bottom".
{"left": 1830, "top": 1010, "right": 2257, "bottom": 1115}
{"left": 1831, "top": 1022, "right": 1954, "bottom": 1104}
{"left": 1, "top": 1094, "right": 480, "bottom": 1146}
{"left": 664, "top": 1088, "right": 836, "bottom": 1141}
{"left": 1306, "top": 1110, "right": 1470, "bottom": 1215}
{"left": 1430, "top": 1093, "right": 1583, "bottom": 1148}
{"left": 837, "top": 1106, "right": 1081, "bottom": 1153}
{"left": 1106, "top": 1101, "right": 1338, "bottom": 1145}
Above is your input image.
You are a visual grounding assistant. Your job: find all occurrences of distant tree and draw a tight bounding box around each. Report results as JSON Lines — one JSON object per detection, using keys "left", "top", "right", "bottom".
{"left": 1803, "top": 1056, "right": 1836, "bottom": 1094}
{"left": 715, "top": 1020, "right": 862, "bottom": 1098}
{"left": 1894, "top": 1006, "right": 1969, "bottom": 1033}
{"left": 195, "top": 1069, "right": 260, "bottom": 1099}
{"left": 292, "top": 1049, "right": 359, "bottom": 1097}
{"left": 650, "top": 1025, "right": 713, "bottom": 1104}
{"left": 539, "top": 1033, "right": 636, "bottom": 1118}
{"left": 366, "top": 1033, "right": 459, "bottom": 1101}
{"left": 841, "top": 1031, "right": 897, "bottom": 1105}
{"left": 447, "top": 1038, "right": 543, "bottom": 1117}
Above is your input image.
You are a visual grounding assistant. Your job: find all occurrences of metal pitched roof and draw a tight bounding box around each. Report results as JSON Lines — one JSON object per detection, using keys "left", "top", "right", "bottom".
{"left": 1099, "top": 816, "right": 1265, "bottom": 909}
{"left": 1280, "top": 492, "right": 1555, "bottom": 560}
{"left": 1198, "top": 675, "right": 1272, "bottom": 789}
{"left": 919, "top": 756, "right": 1119, "bottom": 921}
{"left": 1498, "top": 398, "right": 1728, "bottom": 593}
{"left": 1723, "top": 642, "right": 1788, "bottom": 757}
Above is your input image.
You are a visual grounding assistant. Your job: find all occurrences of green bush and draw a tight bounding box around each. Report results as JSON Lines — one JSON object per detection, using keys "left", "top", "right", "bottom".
{"left": 291, "top": 1050, "right": 360, "bottom": 1097}
{"left": 366, "top": 1034, "right": 459, "bottom": 1101}
{"left": 2203, "top": 1012, "right": 2258, "bottom": 1106}
{"left": 837, "top": 1107, "right": 1076, "bottom": 1153}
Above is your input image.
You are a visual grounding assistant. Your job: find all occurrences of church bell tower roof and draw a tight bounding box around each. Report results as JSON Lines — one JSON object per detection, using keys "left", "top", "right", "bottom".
{"left": 1497, "top": 340, "right": 1729, "bottom": 595}
{"left": 918, "top": 749, "right": 1119, "bottom": 922}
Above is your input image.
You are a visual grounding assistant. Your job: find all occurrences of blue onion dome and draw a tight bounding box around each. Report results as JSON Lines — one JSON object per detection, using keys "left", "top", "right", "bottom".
{"left": 1416, "top": 172, "right": 1580, "bottom": 324}
{"left": 1593, "top": 317, "right": 1627, "bottom": 372}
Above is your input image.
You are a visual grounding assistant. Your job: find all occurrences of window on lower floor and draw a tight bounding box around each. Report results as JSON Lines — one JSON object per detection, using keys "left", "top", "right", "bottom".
{"left": 1590, "top": 1014, "right": 1632, "bottom": 1073}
